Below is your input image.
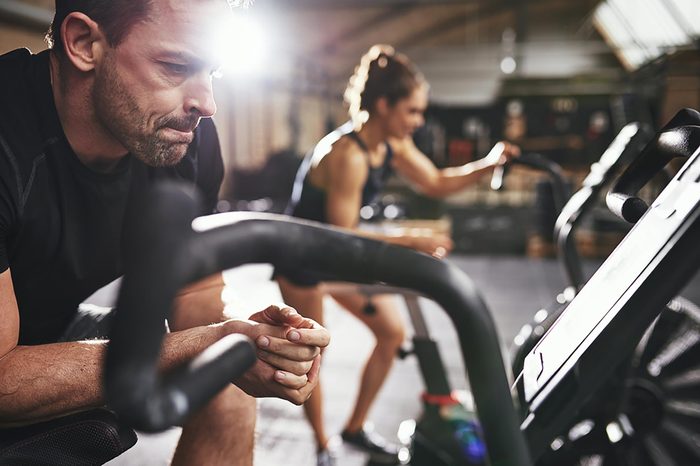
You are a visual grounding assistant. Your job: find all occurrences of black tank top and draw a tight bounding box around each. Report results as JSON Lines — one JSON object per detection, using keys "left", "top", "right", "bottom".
{"left": 286, "top": 122, "right": 394, "bottom": 224}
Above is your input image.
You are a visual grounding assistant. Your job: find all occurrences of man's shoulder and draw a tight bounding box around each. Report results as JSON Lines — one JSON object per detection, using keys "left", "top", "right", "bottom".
{"left": 0, "top": 49, "right": 54, "bottom": 170}
{"left": 0, "top": 48, "right": 31, "bottom": 63}
{"left": 0, "top": 48, "right": 33, "bottom": 97}
{"left": 0, "top": 48, "right": 32, "bottom": 67}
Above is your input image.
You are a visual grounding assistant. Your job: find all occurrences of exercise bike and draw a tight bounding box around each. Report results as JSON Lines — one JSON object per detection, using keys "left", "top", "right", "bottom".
{"left": 393, "top": 125, "right": 655, "bottom": 466}
{"left": 512, "top": 111, "right": 700, "bottom": 465}
{"left": 104, "top": 108, "right": 700, "bottom": 466}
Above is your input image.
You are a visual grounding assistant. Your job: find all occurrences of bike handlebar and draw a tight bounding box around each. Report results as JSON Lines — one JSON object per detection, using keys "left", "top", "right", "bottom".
{"left": 554, "top": 122, "right": 652, "bottom": 290}
{"left": 104, "top": 181, "right": 532, "bottom": 465}
{"left": 607, "top": 108, "right": 700, "bottom": 223}
{"left": 103, "top": 185, "right": 257, "bottom": 432}
{"left": 492, "top": 153, "right": 570, "bottom": 216}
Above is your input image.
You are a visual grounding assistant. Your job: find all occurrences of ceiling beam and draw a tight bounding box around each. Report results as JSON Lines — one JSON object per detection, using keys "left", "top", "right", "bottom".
{"left": 395, "top": 1, "right": 510, "bottom": 49}
{"left": 272, "top": 0, "right": 476, "bottom": 9}
{"left": 316, "top": 5, "right": 412, "bottom": 55}
{"left": 0, "top": 0, "right": 53, "bottom": 30}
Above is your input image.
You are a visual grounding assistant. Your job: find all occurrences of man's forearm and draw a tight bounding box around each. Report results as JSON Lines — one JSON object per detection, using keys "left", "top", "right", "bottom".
{"left": 0, "top": 340, "right": 106, "bottom": 425}
{"left": 0, "top": 325, "right": 226, "bottom": 426}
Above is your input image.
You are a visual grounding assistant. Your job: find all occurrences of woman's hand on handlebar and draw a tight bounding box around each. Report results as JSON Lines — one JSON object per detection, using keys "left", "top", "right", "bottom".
{"left": 484, "top": 141, "right": 521, "bottom": 167}
{"left": 407, "top": 232, "right": 454, "bottom": 259}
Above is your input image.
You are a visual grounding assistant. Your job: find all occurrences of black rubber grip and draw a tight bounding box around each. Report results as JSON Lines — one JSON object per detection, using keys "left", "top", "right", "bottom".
{"left": 607, "top": 109, "right": 700, "bottom": 223}
{"left": 104, "top": 185, "right": 257, "bottom": 432}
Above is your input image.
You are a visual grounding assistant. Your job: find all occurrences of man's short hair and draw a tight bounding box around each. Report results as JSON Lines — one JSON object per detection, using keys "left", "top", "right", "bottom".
{"left": 46, "top": 1, "right": 249, "bottom": 53}
{"left": 46, "top": 0, "right": 153, "bottom": 53}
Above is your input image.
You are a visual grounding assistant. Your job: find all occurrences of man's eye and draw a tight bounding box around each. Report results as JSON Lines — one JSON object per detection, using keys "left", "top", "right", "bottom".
{"left": 163, "top": 62, "right": 189, "bottom": 75}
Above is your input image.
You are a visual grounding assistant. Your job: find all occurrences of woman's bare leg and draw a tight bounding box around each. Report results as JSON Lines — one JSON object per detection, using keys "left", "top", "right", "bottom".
{"left": 276, "top": 276, "right": 330, "bottom": 450}
{"left": 328, "top": 292, "right": 405, "bottom": 433}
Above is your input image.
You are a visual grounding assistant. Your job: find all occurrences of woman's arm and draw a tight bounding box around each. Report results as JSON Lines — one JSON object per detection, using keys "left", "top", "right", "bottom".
{"left": 324, "top": 146, "right": 369, "bottom": 229}
{"left": 324, "top": 147, "right": 453, "bottom": 258}
{"left": 391, "top": 137, "right": 519, "bottom": 198}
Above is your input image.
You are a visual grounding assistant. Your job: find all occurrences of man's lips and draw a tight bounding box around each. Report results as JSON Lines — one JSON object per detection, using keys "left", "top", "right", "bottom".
{"left": 160, "top": 126, "right": 196, "bottom": 143}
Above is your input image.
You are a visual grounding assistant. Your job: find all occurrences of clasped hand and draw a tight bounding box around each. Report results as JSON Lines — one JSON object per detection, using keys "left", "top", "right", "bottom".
{"left": 228, "top": 304, "right": 329, "bottom": 405}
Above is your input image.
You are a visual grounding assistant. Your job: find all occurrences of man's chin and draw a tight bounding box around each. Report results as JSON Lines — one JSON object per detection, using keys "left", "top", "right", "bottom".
{"left": 137, "top": 144, "right": 189, "bottom": 167}
{"left": 159, "top": 146, "right": 189, "bottom": 167}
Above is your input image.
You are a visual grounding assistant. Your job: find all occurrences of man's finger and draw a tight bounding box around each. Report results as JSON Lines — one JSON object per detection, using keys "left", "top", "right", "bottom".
{"left": 256, "top": 304, "right": 306, "bottom": 326}
{"left": 257, "top": 335, "right": 320, "bottom": 361}
{"left": 285, "top": 327, "right": 330, "bottom": 348}
{"left": 257, "top": 349, "right": 314, "bottom": 376}
{"left": 274, "top": 370, "right": 308, "bottom": 390}
{"left": 306, "top": 354, "right": 322, "bottom": 385}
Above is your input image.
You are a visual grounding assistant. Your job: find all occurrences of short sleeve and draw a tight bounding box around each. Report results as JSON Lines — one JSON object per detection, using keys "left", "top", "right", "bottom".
{"left": 0, "top": 144, "right": 20, "bottom": 273}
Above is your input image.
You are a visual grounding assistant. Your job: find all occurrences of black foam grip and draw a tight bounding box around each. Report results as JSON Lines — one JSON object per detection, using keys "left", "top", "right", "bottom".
{"left": 607, "top": 109, "right": 700, "bottom": 223}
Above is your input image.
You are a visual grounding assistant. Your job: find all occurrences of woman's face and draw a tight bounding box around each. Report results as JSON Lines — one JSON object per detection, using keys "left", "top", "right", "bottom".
{"left": 381, "top": 85, "right": 428, "bottom": 139}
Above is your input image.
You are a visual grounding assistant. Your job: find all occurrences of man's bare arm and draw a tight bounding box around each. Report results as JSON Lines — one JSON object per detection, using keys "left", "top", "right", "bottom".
{"left": 0, "top": 296, "right": 231, "bottom": 427}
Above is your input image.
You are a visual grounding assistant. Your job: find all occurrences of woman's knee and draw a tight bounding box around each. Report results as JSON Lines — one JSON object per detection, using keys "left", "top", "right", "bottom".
{"left": 372, "top": 315, "right": 406, "bottom": 349}
{"left": 277, "top": 278, "right": 325, "bottom": 323}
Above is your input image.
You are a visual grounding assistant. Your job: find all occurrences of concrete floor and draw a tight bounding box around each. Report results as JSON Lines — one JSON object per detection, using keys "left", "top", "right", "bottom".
{"left": 100, "top": 255, "right": 700, "bottom": 466}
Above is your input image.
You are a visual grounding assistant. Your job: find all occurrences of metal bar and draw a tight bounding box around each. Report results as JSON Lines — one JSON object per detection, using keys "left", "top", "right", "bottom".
{"left": 316, "top": 6, "right": 410, "bottom": 55}
{"left": 404, "top": 295, "right": 431, "bottom": 339}
{"left": 277, "top": 0, "right": 477, "bottom": 8}
{"left": 396, "top": 1, "right": 508, "bottom": 49}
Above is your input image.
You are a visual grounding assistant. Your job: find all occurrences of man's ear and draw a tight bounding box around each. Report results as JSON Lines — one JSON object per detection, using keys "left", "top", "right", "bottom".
{"left": 60, "top": 12, "right": 107, "bottom": 72}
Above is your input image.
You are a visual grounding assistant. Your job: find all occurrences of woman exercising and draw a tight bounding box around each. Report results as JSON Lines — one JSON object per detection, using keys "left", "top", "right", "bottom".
{"left": 276, "top": 44, "right": 519, "bottom": 465}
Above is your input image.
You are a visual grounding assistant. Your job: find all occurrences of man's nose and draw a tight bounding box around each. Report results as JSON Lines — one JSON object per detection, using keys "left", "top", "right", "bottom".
{"left": 184, "top": 72, "right": 217, "bottom": 118}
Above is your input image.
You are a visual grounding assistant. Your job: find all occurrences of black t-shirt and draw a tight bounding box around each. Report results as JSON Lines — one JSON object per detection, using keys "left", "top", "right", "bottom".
{"left": 0, "top": 49, "right": 224, "bottom": 345}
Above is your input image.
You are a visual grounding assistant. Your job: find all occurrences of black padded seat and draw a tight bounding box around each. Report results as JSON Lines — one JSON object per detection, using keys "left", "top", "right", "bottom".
{"left": 0, "top": 408, "right": 137, "bottom": 465}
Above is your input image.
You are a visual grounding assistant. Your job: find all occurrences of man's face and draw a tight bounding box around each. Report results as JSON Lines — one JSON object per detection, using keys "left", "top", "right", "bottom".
{"left": 92, "top": 0, "right": 228, "bottom": 167}
{"left": 382, "top": 85, "right": 428, "bottom": 139}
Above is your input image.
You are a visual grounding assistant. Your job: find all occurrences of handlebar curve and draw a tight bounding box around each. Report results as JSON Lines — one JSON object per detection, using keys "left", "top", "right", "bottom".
{"left": 194, "top": 213, "right": 532, "bottom": 466}
{"left": 106, "top": 181, "right": 532, "bottom": 465}
{"left": 103, "top": 184, "right": 257, "bottom": 432}
{"left": 607, "top": 108, "right": 700, "bottom": 223}
{"left": 554, "top": 122, "right": 653, "bottom": 290}
{"left": 492, "top": 153, "right": 570, "bottom": 215}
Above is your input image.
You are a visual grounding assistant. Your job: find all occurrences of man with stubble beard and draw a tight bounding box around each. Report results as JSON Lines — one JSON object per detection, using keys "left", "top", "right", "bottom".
{"left": 0, "top": 0, "right": 330, "bottom": 464}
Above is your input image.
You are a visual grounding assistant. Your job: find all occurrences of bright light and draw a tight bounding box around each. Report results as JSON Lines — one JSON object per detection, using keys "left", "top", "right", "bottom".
{"left": 568, "top": 419, "right": 594, "bottom": 441}
{"left": 360, "top": 205, "right": 375, "bottom": 220}
{"left": 500, "top": 56, "right": 517, "bottom": 74}
{"left": 606, "top": 421, "right": 624, "bottom": 443}
{"left": 534, "top": 309, "right": 548, "bottom": 323}
{"left": 550, "top": 437, "right": 564, "bottom": 451}
{"left": 209, "top": 12, "right": 268, "bottom": 76}
{"left": 594, "top": 0, "right": 699, "bottom": 70}
{"left": 383, "top": 204, "right": 401, "bottom": 220}
{"left": 396, "top": 419, "right": 416, "bottom": 445}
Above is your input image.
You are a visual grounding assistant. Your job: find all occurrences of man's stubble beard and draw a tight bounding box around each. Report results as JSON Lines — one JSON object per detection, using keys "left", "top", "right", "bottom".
{"left": 92, "top": 55, "right": 189, "bottom": 167}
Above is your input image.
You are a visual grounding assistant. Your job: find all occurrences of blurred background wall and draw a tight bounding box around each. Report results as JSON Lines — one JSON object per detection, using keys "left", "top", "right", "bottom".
{"left": 2, "top": 0, "right": 699, "bottom": 255}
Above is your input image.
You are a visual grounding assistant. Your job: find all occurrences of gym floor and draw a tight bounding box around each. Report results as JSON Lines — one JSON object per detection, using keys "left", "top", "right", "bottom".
{"left": 101, "top": 255, "right": 700, "bottom": 466}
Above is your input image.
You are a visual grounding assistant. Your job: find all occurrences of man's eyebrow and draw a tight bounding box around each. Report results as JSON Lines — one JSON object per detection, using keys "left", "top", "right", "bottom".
{"left": 156, "top": 50, "right": 221, "bottom": 71}
{"left": 156, "top": 50, "right": 198, "bottom": 62}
